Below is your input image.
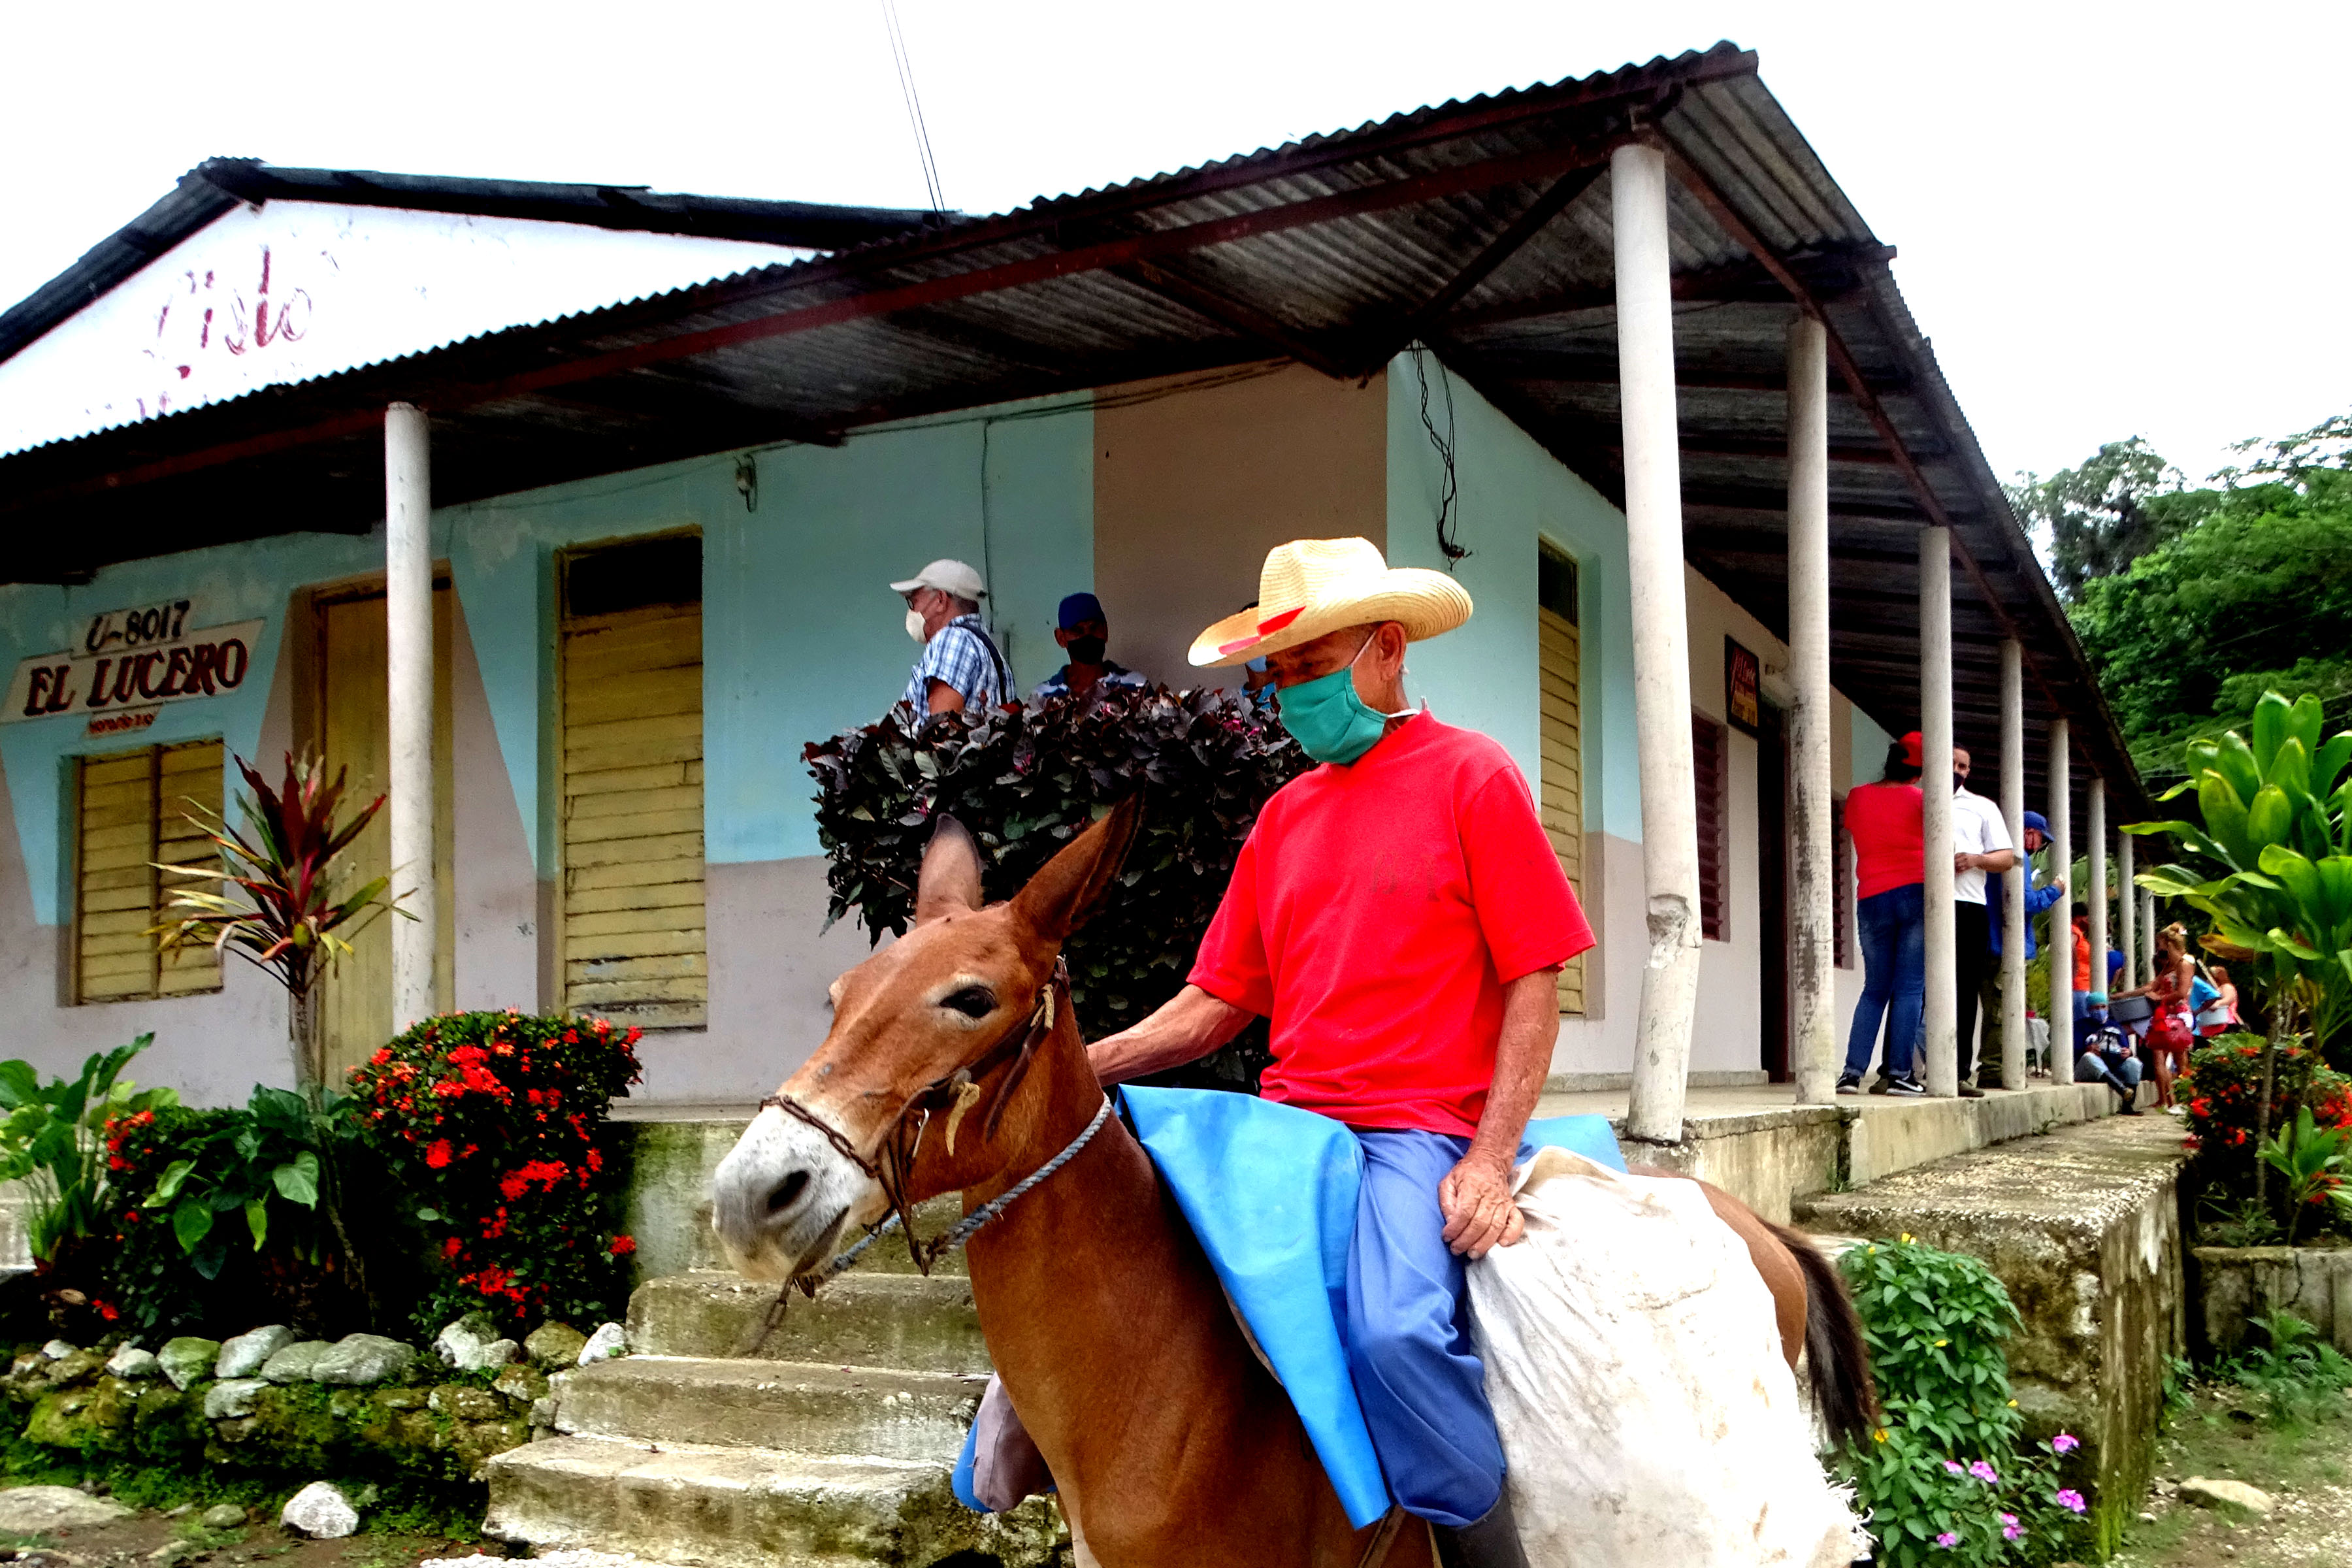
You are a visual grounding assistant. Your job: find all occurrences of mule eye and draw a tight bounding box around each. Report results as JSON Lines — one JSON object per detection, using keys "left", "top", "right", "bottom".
{"left": 941, "top": 987, "right": 996, "bottom": 1019}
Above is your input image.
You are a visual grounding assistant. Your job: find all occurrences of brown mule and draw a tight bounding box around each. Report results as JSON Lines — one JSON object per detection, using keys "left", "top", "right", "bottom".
{"left": 711, "top": 802, "right": 1875, "bottom": 1567}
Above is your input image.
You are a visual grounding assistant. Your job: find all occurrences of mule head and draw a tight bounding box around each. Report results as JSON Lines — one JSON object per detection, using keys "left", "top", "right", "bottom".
{"left": 711, "top": 798, "right": 1141, "bottom": 1281}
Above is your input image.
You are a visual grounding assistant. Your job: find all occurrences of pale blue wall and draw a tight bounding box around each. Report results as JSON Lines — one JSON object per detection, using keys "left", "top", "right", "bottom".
{"left": 0, "top": 532, "right": 389, "bottom": 924}
{"left": 1384, "top": 352, "right": 1639, "bottom": 839}
{"left": 0, "top": 393, "right": 1096, "bottom": 915}
{"left": 446, "top": 393, "right": 1096, "bottom": 870}
{"left": 1852, "top": 705, "right": 1897, "bottom": 788}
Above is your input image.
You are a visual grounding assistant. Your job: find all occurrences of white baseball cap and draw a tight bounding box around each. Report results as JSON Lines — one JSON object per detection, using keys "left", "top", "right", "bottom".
{"left": 889, "top": 559, "right": 988, "bottom": 600}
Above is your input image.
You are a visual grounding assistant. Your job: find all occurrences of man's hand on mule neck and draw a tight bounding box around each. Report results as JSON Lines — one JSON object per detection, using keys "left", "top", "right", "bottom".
{"left": 1439, "top": 1151, "right": 1524, "bottom": 1258}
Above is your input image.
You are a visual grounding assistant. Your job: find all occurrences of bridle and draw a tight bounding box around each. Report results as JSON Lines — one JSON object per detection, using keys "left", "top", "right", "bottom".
{"left": 758, "top": 955, "right": 1094, "bottom": 1285}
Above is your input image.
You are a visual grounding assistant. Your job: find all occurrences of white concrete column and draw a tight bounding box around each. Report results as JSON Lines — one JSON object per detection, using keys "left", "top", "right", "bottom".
{"left": 1999, "top": 639, "right": 2028, "bottom": 1090}
{"left": 2087, "top": 779, "right": 2108, "bottom": 1009}
{"left": 1919, "top": 527, "right": 1957, "bottom": 1096}
{"left": 1787, "top": 316, "right": 1837, "bottom": 1105}
{"left": 2142, "top": 888, "right": 2157, "bottom": 981}
{"left": 2119, "top": 830, "right": 2136, "bottom": 989}
{"left": 385, "top": 402, "right": 436, "bottom": 1032}
{"left": 2048, "top": 719, "right": 2073, "bottom": 1084}
{"left": 1613, "top": 143, "right": 1702, "bottom": 1144}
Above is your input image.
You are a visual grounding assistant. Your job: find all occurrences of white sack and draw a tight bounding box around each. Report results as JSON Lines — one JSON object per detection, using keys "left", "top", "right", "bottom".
{"left": 1467, "top": 1147, "right": 1861, "bottom": 1568}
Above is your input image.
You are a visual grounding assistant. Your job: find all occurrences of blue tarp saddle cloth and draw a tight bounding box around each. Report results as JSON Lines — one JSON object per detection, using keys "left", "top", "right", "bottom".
{"left": 951, "top": 1086, "right": 1625, "bottom": 1527}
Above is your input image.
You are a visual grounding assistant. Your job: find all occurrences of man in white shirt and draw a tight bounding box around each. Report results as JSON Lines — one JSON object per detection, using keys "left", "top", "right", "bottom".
{"left": 1950, "top": 745, "right": 2017, "bottom": 1096}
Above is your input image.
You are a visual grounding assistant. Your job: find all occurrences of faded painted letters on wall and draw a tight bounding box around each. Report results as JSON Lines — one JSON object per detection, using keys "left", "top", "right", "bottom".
{"left": 4, "top": 618, "right": 263, "bottom": 730}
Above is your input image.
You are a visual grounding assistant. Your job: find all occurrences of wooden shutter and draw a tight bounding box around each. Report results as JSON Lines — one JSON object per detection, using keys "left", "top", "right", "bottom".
{"left": 561, "top": 600, "right": 706, "bottom": 1030}
{"left": 1538, "top": 606, "right": 1586, "bottom": 1014}
{"left": 75, "top": 739, "right": 223, "bottom": 1003}
{"left": 1691, "top": 713, "right": 1728, "bottom": 942}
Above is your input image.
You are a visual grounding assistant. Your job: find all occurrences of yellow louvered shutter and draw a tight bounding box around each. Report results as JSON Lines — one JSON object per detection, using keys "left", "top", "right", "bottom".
{"left": 1539, "top": 607, "right": 1586, "bottom": 1015}
{"left": 561, "top": 598, "right": 706, "bottom": 1030}
{"left": 75, "top": 739, "right": 223, "bottom": 1003}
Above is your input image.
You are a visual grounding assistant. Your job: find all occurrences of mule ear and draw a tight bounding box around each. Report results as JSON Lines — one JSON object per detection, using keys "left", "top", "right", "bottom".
{"left": 915, "top": 814, "right": 987, "bottom": 924}
{"left": 1011, "top": 796, "right": 1143, "bottom": 945}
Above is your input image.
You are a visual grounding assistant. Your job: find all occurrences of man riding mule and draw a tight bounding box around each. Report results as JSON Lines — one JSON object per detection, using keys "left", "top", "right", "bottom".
{"left": 1077, "top": 538, "right": 1586, "bottom": 1565}
{"left": 709, "top": 538, "right": 1875, "bottom": 1568}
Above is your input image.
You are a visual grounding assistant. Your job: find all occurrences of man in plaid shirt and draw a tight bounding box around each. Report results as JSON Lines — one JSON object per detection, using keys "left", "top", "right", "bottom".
{"left": 892, "top": 558, "right": 1010, "bottom": 717}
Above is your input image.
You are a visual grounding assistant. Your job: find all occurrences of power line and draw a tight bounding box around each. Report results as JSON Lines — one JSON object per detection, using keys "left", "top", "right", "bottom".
{"left": 879, "top": 0, "right": 945, "bottom": 215}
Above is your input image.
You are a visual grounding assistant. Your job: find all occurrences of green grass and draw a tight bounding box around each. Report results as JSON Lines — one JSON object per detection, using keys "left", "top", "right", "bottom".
{"left": 2116, "top": 1375, "right": 2352, "bottom": 1567}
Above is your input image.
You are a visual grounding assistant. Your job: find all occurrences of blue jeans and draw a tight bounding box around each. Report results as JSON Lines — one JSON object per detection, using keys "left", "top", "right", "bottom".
{"left": 2079, "top": 1051, "right": 2142, "bottom": 1093}
{"left": 1844, "top": 882, "right": 1925, "bottom": 1081}
{"left": 1345, "top": 1128, "right": 1529, "bottom": 1530}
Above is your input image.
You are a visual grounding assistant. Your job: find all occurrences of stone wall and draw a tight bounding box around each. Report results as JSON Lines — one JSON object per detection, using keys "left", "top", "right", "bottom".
{"left": 2192, "top": 1245, "right": 2352, "bottom": 1359}
{"left": 3, "top": 1318, "right": 612, "bottom": 1485}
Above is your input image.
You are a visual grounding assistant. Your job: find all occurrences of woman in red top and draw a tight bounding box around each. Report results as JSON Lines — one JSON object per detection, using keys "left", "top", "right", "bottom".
{"left": 2114, "top": 923, "right": 2195, "bottom": 1108}
{"left": 1839, "top": 739, "right": 1929, "bottom": 1094}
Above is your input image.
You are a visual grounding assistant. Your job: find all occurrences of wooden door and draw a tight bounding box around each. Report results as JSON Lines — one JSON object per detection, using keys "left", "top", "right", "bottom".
{"left": 316, "top": 588, "right": 455, "bottom": 1081}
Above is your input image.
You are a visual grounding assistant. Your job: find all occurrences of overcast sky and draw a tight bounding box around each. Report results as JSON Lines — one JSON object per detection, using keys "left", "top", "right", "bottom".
{"left": 5, "top": 1, "right": 2344, "bottom": 486}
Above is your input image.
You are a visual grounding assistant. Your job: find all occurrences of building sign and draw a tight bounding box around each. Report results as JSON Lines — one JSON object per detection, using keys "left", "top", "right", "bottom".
{"left": 4, "top": 613, "right": 264, "bottom": 727}
{"left": 1724, "top": 636, "right": 1761, "bottom": 737}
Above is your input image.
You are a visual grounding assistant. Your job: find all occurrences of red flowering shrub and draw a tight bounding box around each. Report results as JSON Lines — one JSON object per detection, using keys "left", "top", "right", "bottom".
{"left": 348, "top": 1010, "right": 642, "bottom": 1332}
{"left": 2178, "top": 1034, "right": 2352, "bottom": 1198}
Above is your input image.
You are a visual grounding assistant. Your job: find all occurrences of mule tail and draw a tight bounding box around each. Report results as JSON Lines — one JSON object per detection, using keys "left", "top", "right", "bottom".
{"left": 1765, "top": 1218, "right": 1878, "bottom": 1449}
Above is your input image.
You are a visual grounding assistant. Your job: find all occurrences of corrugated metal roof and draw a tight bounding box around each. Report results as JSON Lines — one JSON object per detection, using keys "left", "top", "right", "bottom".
{"left": 0, "top": 41, "right": 2140, "bottom": 815}
{"left": 0, "top": 158, "right": 938, "bottom": 367}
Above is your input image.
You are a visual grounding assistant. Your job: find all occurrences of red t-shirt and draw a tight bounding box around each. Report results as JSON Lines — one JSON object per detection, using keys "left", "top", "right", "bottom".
{"left": 1846, "top": 780, "right": 1924, "bottom": 899}
{"left": 1188, "top": 713, "right": 1595, "bottom": 1137}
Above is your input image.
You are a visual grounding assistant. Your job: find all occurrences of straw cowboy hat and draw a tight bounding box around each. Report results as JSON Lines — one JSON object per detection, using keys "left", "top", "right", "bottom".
{"left": 1188, "top": 538, "right": 1473, "bottom": 667}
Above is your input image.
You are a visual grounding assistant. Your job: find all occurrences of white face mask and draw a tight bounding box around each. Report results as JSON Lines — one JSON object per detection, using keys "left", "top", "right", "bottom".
{"left": 906, "top": 606, "right": 928, "bottom": 644}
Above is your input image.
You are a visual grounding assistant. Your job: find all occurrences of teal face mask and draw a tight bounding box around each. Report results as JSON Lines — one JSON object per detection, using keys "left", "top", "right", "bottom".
{"left": 1275, "top": 636, "right": 1413, "bottom": 764}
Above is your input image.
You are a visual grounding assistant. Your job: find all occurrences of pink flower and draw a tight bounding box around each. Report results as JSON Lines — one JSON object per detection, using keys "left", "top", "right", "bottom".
{"left": 1943, "top": 1460, "right": 1966, "bottom": 1476}
{"left": 2001, "top": 1513, "right": 2023, "bottom": 1542}
{"left": 2054, "top": 1488, "right": 2086, "bottom": 1514}
{"left": 2051, "top": 1432, "right": 2079, "bottom": 1453}
{"left": 1934, "top": 1531, "right": 1959, "bottom": 1548}
{"left": 1968, "top": 1460, "right": 2000, "bottom": 1485}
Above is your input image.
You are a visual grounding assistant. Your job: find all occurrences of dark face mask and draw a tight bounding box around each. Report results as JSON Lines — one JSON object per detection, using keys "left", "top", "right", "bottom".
{"left": 1953, "top": 774, "right": 1967, "bottom": 794}
{"left": 1066, "top": 636, "right": 1107, "bottom": 666}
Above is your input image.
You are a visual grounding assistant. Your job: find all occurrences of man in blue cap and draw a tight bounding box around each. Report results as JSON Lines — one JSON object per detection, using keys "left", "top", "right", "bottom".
{"left": 1983, "top": 809, "right": 2066, "bottom": 1075}
{"left": 1032, "top": 591, "right": 1146, "bottom": 703}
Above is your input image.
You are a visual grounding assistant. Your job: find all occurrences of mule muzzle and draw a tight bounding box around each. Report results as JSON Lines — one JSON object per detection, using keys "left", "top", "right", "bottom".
{"left": 710, "top": 1105, "right": 880, "bottom": 1281}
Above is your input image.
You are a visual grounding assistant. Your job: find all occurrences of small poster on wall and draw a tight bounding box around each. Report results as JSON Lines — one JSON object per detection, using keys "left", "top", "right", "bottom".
{"left": 1724, "top": 636, "right": 1761, "bottom": 737}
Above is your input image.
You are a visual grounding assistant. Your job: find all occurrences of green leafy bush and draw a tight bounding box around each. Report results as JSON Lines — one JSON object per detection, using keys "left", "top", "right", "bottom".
{"left": 346, "top": 1011, "right": 641, "bottom": 1333}
{"left": 2219, "top": 1309, "right": 2352, "bottom": 1428}
{"left": 0, "top": 1036, "right": 176, "bottom": 1264}
{"left": 1834, "top": 1237, "right": 2089, "bottom": 1565}
{"left": 804, "top": 685, "right": 1307, "bottom": 1082}
{"left": 100, "top": 1090, "right": 357, "bottom": 1337}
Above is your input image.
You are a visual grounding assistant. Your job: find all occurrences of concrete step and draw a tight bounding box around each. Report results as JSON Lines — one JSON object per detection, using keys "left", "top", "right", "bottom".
{"left": 619, "top": 1114, "right": 970, "bottom": 1286}
{"left": 629, "top": 1271, "right": 990, "bottom": 1373}
{"left": 556, "top": 1356, "right": 988, "bottom": 1464}
{"left": 484, "top": 1433, "right": 1066, "bottom": 1568}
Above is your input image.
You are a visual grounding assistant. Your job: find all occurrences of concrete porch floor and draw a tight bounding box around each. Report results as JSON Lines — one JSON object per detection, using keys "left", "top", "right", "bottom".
{"left": 615, "top": 1075, "right": 2144, "bottom": 1283}
{"left": 1533, "top": 1077, "right": 2143, "bottom": 1222}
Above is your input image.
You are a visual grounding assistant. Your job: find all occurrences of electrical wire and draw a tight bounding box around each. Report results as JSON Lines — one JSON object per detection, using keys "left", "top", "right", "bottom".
{"left": 1412, "top": 345, "right": 1468, "bottom": 566}
{"left": 880, "top": 0, "right": 947, "bottom": 216}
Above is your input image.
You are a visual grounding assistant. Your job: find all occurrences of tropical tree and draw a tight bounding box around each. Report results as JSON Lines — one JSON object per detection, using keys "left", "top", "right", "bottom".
{"left": 2127, "top": 692, "right": 2352, "bottom": 1203}
{"left": 2008, "top": 436, "right": 2208, "bottom": 600}
{"left": 2066, "top": 416, "right": 2352, "bottom": 781}
{"left": 151, "top": 751, "right": 406, "bottom": 1098}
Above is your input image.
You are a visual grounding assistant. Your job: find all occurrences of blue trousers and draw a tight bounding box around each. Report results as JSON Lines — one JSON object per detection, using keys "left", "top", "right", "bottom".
{"left": 1844, "top": 882, "right": 1925, "bottom": 1080}
{"left": 1345, "top": 1128, "right": 1526, "bottom": 1530}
